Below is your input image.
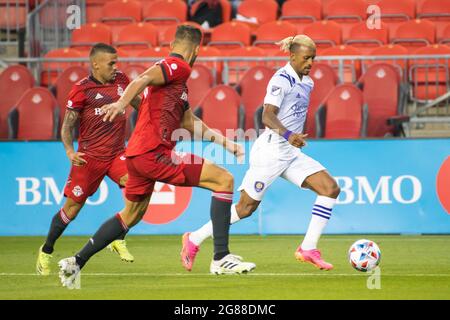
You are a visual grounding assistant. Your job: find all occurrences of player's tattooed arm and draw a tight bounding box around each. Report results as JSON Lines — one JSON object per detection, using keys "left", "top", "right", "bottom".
{"left": 101, "top": 65, "right": 165, "bottom": 122}
{"left": 130, "top": 95, "right": 142, "bottom": 111}
{"left": 263, "top": 104, "right": 307, "bottom": 148}
{"left": 61, "top": 110, "right": 87, "bottom": 166}
{"left": 182, "top": 109, "right": 245, "bottom": 163}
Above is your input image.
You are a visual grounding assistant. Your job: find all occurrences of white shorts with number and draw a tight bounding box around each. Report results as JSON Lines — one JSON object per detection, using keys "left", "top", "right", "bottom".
{"left": 238, "top": 130, "right": 325, "bottom": 201}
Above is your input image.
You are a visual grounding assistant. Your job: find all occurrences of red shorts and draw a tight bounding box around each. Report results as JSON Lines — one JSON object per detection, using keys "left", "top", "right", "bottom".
{"left": 125, "top": 145, "right": 204, "bottom": 202}
{"left": 64, "top": 153, "right": 128, "bottom": 203}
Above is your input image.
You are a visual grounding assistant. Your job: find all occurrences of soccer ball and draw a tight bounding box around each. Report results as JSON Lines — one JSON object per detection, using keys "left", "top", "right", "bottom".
{"left": 348, "top": 239, "right": 381, "bottom": 272}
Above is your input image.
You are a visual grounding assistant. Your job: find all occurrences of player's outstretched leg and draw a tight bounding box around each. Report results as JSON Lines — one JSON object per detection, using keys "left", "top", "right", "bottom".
{"left": 294, "top": 171, "right": 340, "bottom": 271}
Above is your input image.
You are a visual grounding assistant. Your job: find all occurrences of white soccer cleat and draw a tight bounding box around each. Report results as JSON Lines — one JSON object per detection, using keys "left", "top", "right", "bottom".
{"left": 58, "top": 257, "right": 81, "bottom": 290}
{"left": 210, "top": 254, "right": 256, "bottom": 275}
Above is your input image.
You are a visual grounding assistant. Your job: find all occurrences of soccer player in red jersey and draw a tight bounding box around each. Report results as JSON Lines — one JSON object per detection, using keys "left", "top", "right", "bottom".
{"left": 36, "top": 44, "right": 140, "bottom": 276}
{"left": 58, "top": 26, "right": 256, "bottom": 288}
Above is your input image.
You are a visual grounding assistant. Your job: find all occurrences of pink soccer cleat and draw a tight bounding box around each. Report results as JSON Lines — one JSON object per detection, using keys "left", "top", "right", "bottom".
{"left": 180, "top": 232, "right": 200, "bottom": 271}
{"left": 295, "top": 247, "right": 333, "bottom": 271}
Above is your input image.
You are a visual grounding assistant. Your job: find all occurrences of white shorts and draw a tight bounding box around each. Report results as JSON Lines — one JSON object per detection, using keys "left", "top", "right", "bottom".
{"left": 238, "top": 132, "right": 325, "bottom": 201}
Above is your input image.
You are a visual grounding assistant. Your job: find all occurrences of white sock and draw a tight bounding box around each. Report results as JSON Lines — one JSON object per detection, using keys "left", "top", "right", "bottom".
{"left": 301, "top": 196, "right": 336, "bottom": 251}
{"left": 189, "top": 204, "right": 241, "bottom": 246}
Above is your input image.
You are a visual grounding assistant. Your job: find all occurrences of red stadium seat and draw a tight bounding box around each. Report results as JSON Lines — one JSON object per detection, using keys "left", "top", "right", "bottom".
{"left": 417, "top": 0, "right": 450, "bottom": 40}
{"left": 236, "top": 66, "right": 274, "bottom": 131}
{"left": 8, "top": 87, "right": 59, "bottom": 140}
{"left": 321, "top": 45, "right": 363, "bottom": 83}
{"left": 357, "top": 63, "right": 404, "bottom": 136}
{"left": 143, "top": 0, "right": 188, "bottom": 41}
{"left": 159, "top": 22, "right": 203, "bottom": 46}
{"left": 114, "top": 23, "right": 158, "bottom": 56}
{"left": 196, "top": 85, "right": 244, "bottom": 135}
{"left": 324, "top": 0, "right": 367, "bottom": 39}
{"left": 101, "top": 0, "right": 143, "bottom": 43}
{"left": 254, "top": 21, "right": 298, "bottom": 55}
{"left": 226, "top": 46, "right": 267, "bottom": 84}
{"left": 303, "top": 20, "right": 342, "bottom": 53}
{"left": 440, "top": 24, "right": 450, "bottom": 44}
{"left": 409, "top": 44, "right": 450, "bottom": 101}
{"left": 280, "top": 0, "right": 322, "bottom": 31}
{"left": 41, "top": 48, "right": 84, "bottom": 87}
{"left": 236, "top": 0, "right": 279, "bottom": 27}
{"left": 71, "top": 23, "right": 112, "bottom": 52}
{"left": 0, "top": 0, "right": 27, "bottom": 28}
{"left": 390, "top": 19, "right": 436, "bottom": 53}
{"left": 377, "top": 0, "right": 416, "bottom": 35}
{"left": 316, "top": 84, "right": 367, "bottom": 138}
{"left": 123, "top": 64, "right": 147, "bottom": 80}
{"left": 197, "top": 46, "right": 223, "bottom": 82}
{"left": 365, "top": 44, "right": 409, "bottom": 78}
{"left": 187, "top": 64, "right": 214, "bottom": 108}
{"left": 306, "top": 63, "right": 338, "bottom": 137}
{"left": 85, "top": 0, "right": 109, "bottom": 23}
{"left": 54, "top": 66, "right": 89, "bottom": 128}
{"left": 344, "top": 21, "right": 389, "bottom": 54}
{"left": 209, "top": 21, "right": 252, "bottom": 51}
{"left": 0, "top": 65, "right": 35, "bottom": 139}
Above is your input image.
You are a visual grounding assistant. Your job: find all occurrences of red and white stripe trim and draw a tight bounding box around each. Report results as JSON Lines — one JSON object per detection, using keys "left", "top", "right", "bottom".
{"left": 212, "top": 192, "right": 234, "bottom": 203}
{"left": 59, "top": 208, "right": 71, "bottom": 225}
{"left": 115, "top": 213, "right": 129, "bottom": 231}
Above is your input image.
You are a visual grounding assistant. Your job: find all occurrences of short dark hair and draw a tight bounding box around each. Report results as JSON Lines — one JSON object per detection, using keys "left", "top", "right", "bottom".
{"left": 174, "top": 25, "right": 202, "bottom": 45}
{"left": 89, "top": 43, "right": 117, "bottom": 57}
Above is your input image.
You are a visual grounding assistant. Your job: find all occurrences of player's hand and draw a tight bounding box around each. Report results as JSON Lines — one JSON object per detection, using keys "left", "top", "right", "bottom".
{"left": 101, "top": 102, "right": 125, "bottom": 122}
{"left": 288, "top": 133, "right": 308, "bottom": 148}
{"left": 67, "top": 150, "right": 87, "bottom": 166}
{"left": 228, "top": 143, "right": 245, "bottom": 164}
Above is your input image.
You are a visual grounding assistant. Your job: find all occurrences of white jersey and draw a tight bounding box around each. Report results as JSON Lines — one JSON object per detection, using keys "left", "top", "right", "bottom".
{"left": 263, "top": 62, "right": 314, "bottom": 139}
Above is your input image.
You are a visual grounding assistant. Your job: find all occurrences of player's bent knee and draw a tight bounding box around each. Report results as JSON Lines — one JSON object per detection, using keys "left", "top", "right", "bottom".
{"left": 218, "top": 171, "right": 234, "bottom": 192}
{"left": 324, "top": 183, "right": 340, "bottom": 199}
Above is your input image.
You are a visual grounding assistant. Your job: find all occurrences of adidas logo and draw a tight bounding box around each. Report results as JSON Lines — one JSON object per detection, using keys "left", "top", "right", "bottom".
{"left": 95, "top": 93, "right": 103, "bottom": 100}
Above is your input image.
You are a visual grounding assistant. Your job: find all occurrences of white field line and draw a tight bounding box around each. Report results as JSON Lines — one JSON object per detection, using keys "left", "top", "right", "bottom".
{"left": 0, "top": 272, "right": 449, "bottom": 277}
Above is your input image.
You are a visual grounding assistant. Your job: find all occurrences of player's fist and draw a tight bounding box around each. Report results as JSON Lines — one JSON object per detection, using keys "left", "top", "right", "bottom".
{"left": 67, "top": 150, "right": 87, "bottom": 166}
{"left": 288, "top": 133, "right": 308, "bottom": 148}
{"left": 101, "top": 102, "right": 125, "bottom": 122}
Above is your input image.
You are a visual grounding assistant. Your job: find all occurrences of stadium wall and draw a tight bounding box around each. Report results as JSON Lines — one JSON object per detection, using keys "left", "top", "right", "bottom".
{"left": 1, "top": 139, "right": 449, "bottom": 235}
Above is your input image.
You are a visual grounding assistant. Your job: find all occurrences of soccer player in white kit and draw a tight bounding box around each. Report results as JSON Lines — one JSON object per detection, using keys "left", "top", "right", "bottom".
{"left": 181, "top": 35, "right": 341, "bottom": 271}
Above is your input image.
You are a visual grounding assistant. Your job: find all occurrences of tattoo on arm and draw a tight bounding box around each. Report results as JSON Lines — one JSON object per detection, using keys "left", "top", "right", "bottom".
{"left": 61, "top": 109, "right": 79, "bottom": 153}
{"left": 130, "top": 96, "right": 142, "bottom": 111}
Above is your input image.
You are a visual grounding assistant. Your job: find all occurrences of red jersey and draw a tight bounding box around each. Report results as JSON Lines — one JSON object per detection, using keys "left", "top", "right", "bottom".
{"left": 126, "top": 55, "right": 191, "bottom": 157}
{"left": 66, "top": 71, "right": 130, "bottom": 161}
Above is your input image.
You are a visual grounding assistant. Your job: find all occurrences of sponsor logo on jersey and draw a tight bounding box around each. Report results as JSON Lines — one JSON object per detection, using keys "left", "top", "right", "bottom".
{"left": 254, "top": 181, "right": 265, "bottom": 193}
{"left": 180, "top": 91, "right": 188, "bottom": 102}
{"left": 72, "top": 185, "right": 84, "bottom": 197}
{"left": 271, "top": 85, "right": 281, "bottom": 96}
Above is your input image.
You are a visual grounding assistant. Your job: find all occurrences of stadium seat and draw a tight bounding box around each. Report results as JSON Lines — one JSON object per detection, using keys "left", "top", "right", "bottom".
{"left": 209, "top": 21, "right": 252, "bottom": 51}
{"left": 315, "top": 84, "right": 368, "bottom": 138}
{"left": 323, "top": 0, "right": 367, "bottom": 39}
{"left": 280, "top": 0, "right": 322, "bottom": 31}
{"left": 54, "top": 66, "right": 89, "bottom": 129}
{"left": 365, "top": 44, "right": 409, "bottom": 78}
{"left": 236, "top": 66, "right": 274, "bottom": 132}
{"left": 114, "top": 23, "right": 158, "bottom": 56}
{"left": 226, "top": 46, "right": 267, "bottom": 84}
{"left": 306, "top": 63, "right": 338, "bottom": 137}
{"left": 253, "top": 21, "right": 298, "bottom": 55}
{"left": 0, "top": 0, "right": 27, "bottom": 29}
{"left": 321, "top": 45, "right": 363, "bottom": 83}
{"left": 390, "top": 19, "right": 436, "bottom": 53}
{"left": 409, "top": 44, "right": 450, "bottom": 102}
{"left": 85, "top": 0, "right": 109, "bottom": 23}
{"left": 143, "top": 0, "right": 188, "bottom": 41}
{"left": 8, "top": 87, "right": 59, "bottom": 140}
{"left": 159, "top": 22, "right": 203, "bottom": 46}
{"left": 71, "top": 23, "right": 112, "bottom": 52}
{"left": 303, "top": 20, "right": 342, "bottom": 53}
{"left": 377, "top": 0, "right": 416, "bottom": 35}
{"left": 101, "top": 0, "right": 143, "bottom": 42}
{"left": 123, "top": 64, "right": 147, "bottom": 80}
{"left": 417, "top": 0, "right": 450, "bottom": 40}
{"left": 344, "top": 21, "right": 389, "bottom": 54}
{"left": 0, "top": 65, "right": 35, "bottom": 139}
{"left": 41, "top": 48, "right": 84, "bottom": 87}
{"left": 236, "top": 0, "right": 279, "bottom": 27}
{"left": 195, "top": 85, "right": 244, "bottom": 136}
{"left": 197, "top": 46, "right": 223, "bottom": 83}
{"left": 187, "top": 64, "right": 214, "bottom": 108}
{"left": 357, "top": 63, "right": 405, "bottom": 136}
{"left": 440, "top": 24, "right": 450, "bottom": 44}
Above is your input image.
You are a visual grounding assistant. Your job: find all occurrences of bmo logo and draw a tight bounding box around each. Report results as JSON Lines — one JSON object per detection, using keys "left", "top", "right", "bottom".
{"left": 142, "top": 182, "right": 193, "bottom": 224}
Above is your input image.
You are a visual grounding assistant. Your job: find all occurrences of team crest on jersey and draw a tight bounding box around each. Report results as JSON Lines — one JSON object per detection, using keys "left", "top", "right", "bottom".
{"left": 180, "top": 91, "right": 188, "bottom": 102}
{"left": 254, "top": 181, "right": 265, "bottom": 193}
{"left": 271, "top": 85, "right": 281, "bottom": 96}
{"left": 72, "top": 185, "right": 84, "bottom": 197}
{"left": 117, "top": 85, "right": 124, "bottom": 97}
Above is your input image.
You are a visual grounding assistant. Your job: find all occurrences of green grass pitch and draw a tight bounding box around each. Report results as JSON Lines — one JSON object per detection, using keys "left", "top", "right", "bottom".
{"left": 0, "top": 235, "right": 449, "bottom": 300}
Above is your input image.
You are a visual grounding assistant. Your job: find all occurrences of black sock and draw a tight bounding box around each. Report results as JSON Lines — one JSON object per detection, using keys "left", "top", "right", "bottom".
{"left": 116, "top": 230, "right": 128, "bottom": 240}
{"left": 42, "top": 209, "right": 71, "bottom": 254}
{"left": 210, "top": 192, "right": 233, "bottom": 260}
{"left": 75, "top": 214, "right": 128, "bottom": 269}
